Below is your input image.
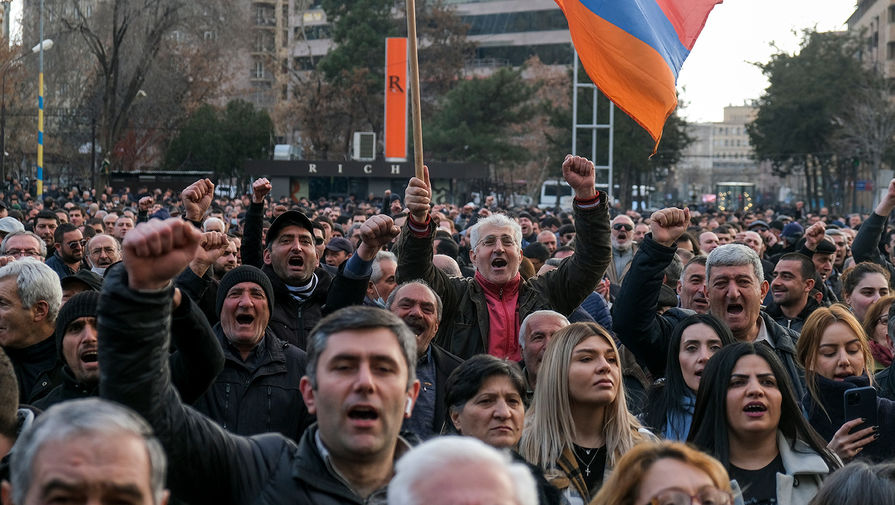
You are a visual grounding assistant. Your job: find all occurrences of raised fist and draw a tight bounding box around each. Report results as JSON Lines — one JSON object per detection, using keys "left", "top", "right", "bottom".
{"left": 649, "top": 207, "right": 691, "bottom": 247}
{"left": 405, "top": 165, "right": 431, "bottom": 223}
{"left": 252, "top": 178, "right": 272, "bottom": 205}
{"left": 124, "top": 218, "right": 203, "bottom": 291}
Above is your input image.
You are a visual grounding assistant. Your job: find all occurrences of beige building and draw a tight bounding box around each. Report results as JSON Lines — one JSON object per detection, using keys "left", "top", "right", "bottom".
{"left": 676, "top": 106, "right": 771, "bottom": 203}
{"left": 848, "top": 0, "right": 895, "bottom": 77}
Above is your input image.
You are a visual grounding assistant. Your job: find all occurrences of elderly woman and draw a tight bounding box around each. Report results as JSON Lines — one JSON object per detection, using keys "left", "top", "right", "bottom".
{"left": 444, "top": 354, "right": 561, "bottom": 505}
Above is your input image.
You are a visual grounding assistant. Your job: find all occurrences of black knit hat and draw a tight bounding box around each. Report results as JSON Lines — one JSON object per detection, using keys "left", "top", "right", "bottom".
{"left": 216, "top": 265, "right": 275, "bottom": 317}
{"left": 55, "top": 291, "right": 100, "bottom": 362}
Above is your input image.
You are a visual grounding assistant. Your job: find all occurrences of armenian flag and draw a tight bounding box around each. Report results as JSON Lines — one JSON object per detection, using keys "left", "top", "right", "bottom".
{"left": 555, "top": 0, "right": 723, "bottom": 150}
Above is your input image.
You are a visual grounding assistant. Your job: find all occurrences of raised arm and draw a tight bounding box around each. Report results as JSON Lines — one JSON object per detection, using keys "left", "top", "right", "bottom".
{"left": 853, "top": 179, "right": 895, "bottom": 266}
{"left": 241, "top": 177, "right": 271, "bottom": 268}
{"left": 99, "top": 219, "right": 277, "bottom": 505}
{"left": 325, "top": 215, "right": 400, "bottom": 312}
{"left": 611, "top": 207, "right": 690, "bottom": 376}
{"left": 531, "top": 156, "right": 609, "bottom": 315}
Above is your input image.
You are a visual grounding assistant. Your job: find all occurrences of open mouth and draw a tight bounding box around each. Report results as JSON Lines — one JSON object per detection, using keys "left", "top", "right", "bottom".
{"left": 491, "top": 258, "right": 507, "bottom": 268}
{"left": 834, "top": 372, "right": 852, "bottom": 380}
{"left": 235, "top": 314, "right": 255, "bottom": 325}
{"left": 288, "top": 256, "right": 304, "bottom": 267}
{"left": 347, "top": 406, "right": 379, "bottom": 421}
{"left": 694, "top": 369, "right": 703, "bottom": 378}
{"left": 726, "top": 304, "right": 744, "bottom": 316}
{"left": 80, "top": 350, "right": 98, "bottom": 363}
{"left": 743, "top": 402, "right": 767, "bottom": 414}
{"left": 403, "top": 317, "right": 426, "bottom": 335}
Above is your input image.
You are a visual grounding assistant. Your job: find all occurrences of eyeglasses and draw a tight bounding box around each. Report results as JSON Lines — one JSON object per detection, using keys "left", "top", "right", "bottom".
{"left": 647, "top": 487, "right": 732, "bottom": 505}
{"left": 476, "top": 234, "right": 517, "bottom": 249}
{"left": 752, "top": 226, "right": 768, "bottom": 232}
{"left": 66, "top": 239, "right": 88, "bottom": 249}
{"left": 878, "top": 316, "right": 889, "bottom": 326}
{"left": 6, "top": 249, "right": 42, "bottom": 258}
{"left": 612, "top": 223, "right": 633, "bottom": 232}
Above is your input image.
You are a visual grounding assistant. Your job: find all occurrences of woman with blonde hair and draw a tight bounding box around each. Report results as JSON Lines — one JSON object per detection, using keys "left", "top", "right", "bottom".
{"left": 519, "top": 322, "right": 650, "bottom": 504}
{"left": 860, "top": 295, "right": 895, "bottom": 370}
{"left": 796, "top": 304, "right": 895, "bottom": 462}
{"left": 590, "top": 441, "right": 732, "bottom": 505}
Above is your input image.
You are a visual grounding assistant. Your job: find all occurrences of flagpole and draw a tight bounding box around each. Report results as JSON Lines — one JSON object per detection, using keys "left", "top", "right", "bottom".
{"left": 405, "top": 0, "right": 424, "bottom": 179}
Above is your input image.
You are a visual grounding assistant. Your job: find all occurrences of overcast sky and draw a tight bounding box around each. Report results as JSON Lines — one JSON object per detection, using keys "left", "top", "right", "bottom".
{"left": 677, "top": 0, "right": 858, "bottom": 123}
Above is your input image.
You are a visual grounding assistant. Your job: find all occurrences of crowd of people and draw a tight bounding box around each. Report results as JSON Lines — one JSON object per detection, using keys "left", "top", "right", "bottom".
{"left": 2, "top": 155, "right": 895, "bottom": 504}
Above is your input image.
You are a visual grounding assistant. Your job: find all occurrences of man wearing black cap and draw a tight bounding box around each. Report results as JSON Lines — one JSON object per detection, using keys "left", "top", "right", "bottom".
{"left": 192, "top": 265, "right": 312, "bottom": 441}
{"left": 241, "top": 178, "right": 368, "bottom": 349}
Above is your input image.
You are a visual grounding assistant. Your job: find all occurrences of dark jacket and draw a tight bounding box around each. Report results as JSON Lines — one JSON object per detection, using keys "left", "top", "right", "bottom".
{"left": 802, "top": 374, "right": 895, "bottom": 463}
{"left": 422, "top": 344, "right": 463, "bottom": 436}
{"left": 876, "top": 363, "right": 895, "bottom": 401}
{"left": 98, "top": 264, "right": 400, "bottom": 505}
{"left": 44, "top": 252, "right": 77, "bottom": 280}
{"left": 394, "top": 195, "right": 610, "bottom": 359}
{"left": 765, "top": 296, "right": 821, "bottom": 334}
{"left": 852, "top": 212, "right": 895, "bottom": 287}
{"left": 241, "top": 202, "right": 367, "bottom": 350}
{"left": 612, "top": 236, "right": 806, "bottom": 398}
{"left": 5, "top": 336, "right": 62, "bottom": 404}
{"left": 193, "top": 326, "right": 312, "bottom": 442}
{"left": 35, "top": 295, "right": 223, "bottom": 410}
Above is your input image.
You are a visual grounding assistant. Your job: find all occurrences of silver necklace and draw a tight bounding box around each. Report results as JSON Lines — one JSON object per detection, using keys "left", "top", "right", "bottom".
{"left": 573, "top": 445, "right": 600, "bottom": 477}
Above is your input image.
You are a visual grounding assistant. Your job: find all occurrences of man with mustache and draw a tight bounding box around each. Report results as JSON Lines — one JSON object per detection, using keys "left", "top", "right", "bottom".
{"left": 606, "top": 214, "right": 637, "bottom": 286}
{"left": 385, "top": 281, "right": 462, "bottom": 440}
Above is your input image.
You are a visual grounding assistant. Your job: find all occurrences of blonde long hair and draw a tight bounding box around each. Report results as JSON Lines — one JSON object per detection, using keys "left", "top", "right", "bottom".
{"left": 519, "top": 322, "right": 647, "bottom": 473}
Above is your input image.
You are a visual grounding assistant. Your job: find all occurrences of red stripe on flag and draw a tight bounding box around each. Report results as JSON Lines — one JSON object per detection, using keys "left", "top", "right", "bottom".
{"left": 655, "top": 0, "right": 723, "bottom": 50}
{"left": 559, "top": 0, "right": 677, "bottom": 149}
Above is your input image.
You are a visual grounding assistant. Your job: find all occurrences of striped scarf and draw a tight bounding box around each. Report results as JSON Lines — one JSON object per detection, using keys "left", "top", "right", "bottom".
{"left": 285, "top": 273, "right": 318, "bottom": 303}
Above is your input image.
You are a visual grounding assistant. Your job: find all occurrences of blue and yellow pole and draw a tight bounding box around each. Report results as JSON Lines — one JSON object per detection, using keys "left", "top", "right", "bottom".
{"left": 37, "top": 0, "right": 44, "bottom": 198}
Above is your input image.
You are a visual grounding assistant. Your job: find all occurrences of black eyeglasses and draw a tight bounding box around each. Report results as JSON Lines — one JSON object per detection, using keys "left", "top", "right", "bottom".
{"left": 66, "top": 239, "right": 88, "bottom": 249}
{"left": 612, "top": 223, "right": 633, "bottom": 232}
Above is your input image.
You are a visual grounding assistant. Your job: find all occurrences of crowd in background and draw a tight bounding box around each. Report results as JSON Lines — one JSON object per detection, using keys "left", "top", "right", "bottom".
{"left": 2, "top": 157, "right": 895, "bottom": 505}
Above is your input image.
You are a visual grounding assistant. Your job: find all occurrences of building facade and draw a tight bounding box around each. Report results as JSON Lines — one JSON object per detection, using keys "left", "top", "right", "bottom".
{"left": 848, "top": 0, "right": 895, "bottom": 77}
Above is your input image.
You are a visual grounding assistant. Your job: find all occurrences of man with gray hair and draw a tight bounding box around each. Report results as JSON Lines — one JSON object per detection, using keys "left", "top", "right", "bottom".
{"left": 99, "top": 217, "right": 421, "bottom": 505}
{"left": 365, "top": 251, "right": 397, "bottom": 307}
{"left": 2, "top": 398, "right": 168, "bottom": 505}
{"left": 397, "top": 155, "right": 610, "bottom": 360}
{"left": 614, "top": 208, "right": 804, "bottom": 397}
{"left": 0, "top": 232, "right": 46, "bottom": 261}
{"left": 0, "top": 259, "right": 63, "bottom": 403}
{"left": 387, "top": 437, "right": 537, "bottom": 505}
{"left": 518, "top": 310, "right": 569, "bottom": 403}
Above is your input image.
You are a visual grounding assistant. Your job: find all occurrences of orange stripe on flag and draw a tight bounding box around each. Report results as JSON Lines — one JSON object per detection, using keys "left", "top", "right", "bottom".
{"left": 558, "top": 0, "right": 678, "bottom": 151}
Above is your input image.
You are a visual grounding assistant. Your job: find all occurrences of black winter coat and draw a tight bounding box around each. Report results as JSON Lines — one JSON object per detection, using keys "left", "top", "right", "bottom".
{"left": 193, "top": 326, "right": 312, "bottom": 442}
{"left": 98, "top": 264, "right": 397, "bottom": 505}
{"left": 802, "top": 374, "right": 895, "bottom": 463}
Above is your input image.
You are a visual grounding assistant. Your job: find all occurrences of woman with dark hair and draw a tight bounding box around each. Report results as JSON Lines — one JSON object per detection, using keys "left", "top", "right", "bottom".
{"left": 443, "top": 354, "right": 561, "bottom": 505}
{"left": 642, "top": 313, "right": 735, "bottom": 440}
{"left": 795, "top": 304, "right": 895, "bottom": 463}
{"left": 840, "top": 262, "right": 890, "bottom": 323}
{"left": 689, "top": 343, "right": 840, "bottom": 505}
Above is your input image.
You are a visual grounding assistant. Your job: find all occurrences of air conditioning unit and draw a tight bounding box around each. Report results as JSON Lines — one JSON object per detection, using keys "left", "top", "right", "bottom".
{"left": 352, "top": 132, "right": 376, "bottom": 161}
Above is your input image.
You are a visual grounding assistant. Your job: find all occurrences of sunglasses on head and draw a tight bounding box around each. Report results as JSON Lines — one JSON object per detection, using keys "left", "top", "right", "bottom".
{"left": 612, "top": 223, "right": 633, "bottom": 232}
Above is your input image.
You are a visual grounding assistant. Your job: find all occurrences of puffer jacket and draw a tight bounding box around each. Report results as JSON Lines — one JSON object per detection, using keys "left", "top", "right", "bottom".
{"left": 394, "top": 194, "right": 610, "bottom": 359}
{"left": 98, "top": 264, "right": 399, "bottom": 505}
{"left": 193, "top": 326, "right": 312, "bottom": 442}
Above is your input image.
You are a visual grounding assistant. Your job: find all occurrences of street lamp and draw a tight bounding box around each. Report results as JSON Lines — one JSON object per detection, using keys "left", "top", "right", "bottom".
{"left": 0, "top": 39, "right": 53, "bottom": 189}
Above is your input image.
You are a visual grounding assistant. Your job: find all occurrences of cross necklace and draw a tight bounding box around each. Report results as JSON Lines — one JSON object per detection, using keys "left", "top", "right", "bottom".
{"left": 573, "top": 445, "right": 600, "bottom": 477}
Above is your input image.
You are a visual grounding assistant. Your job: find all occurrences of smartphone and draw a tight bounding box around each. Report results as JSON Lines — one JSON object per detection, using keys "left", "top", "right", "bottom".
{"left": 843, "top": 386, "right": 878, "bottom": 434}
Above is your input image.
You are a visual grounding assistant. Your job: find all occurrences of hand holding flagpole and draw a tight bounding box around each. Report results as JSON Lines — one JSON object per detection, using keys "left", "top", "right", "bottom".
{"left": 406, "top": 0, "right": 424, "bottom": 180}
